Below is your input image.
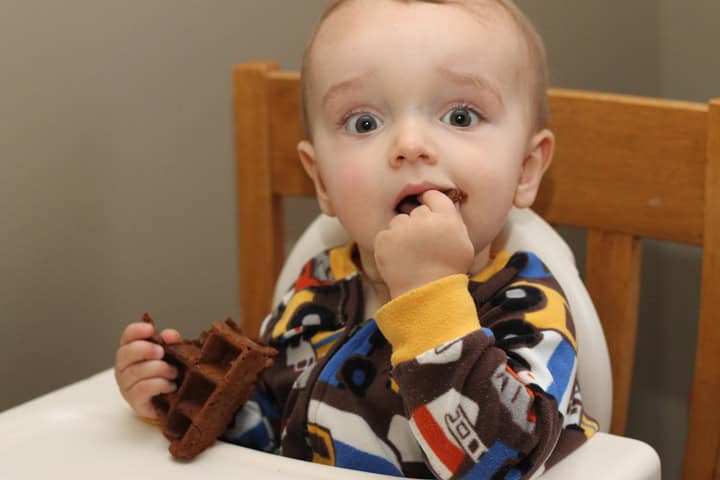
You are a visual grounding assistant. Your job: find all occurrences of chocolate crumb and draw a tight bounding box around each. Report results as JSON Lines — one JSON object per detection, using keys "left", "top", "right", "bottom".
{"left": 445, "top": 188, "right": 468, "bottom": 204}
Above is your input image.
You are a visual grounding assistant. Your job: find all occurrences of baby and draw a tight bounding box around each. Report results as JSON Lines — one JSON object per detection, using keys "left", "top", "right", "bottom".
{"left": 115, "top": 0, "right": 598, "bottom": 478}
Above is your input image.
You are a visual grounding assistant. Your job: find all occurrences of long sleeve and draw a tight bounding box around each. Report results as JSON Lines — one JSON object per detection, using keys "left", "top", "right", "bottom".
{"left": 375, "top": 252, "right": 596, "bottom": 479}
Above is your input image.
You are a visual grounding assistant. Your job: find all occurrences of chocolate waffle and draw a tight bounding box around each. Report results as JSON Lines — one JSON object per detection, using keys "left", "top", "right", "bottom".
{"left": 143, "top": 313, "right": 277, "bottom": 460}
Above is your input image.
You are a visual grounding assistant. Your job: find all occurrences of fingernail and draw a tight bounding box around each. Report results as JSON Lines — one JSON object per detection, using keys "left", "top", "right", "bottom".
{"left": 154, "top": 345, "right": 165, "bottom": 358}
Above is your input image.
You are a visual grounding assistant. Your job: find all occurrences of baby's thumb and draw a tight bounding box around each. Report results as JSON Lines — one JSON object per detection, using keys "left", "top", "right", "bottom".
{"left": 159, "top": 329, "right": 182, "bottom": 344}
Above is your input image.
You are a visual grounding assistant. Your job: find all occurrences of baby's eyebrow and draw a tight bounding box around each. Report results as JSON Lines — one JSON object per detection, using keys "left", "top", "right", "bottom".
{"left": 321, "top": 71, "right": 374, "bottom": 110}
{"left": 437, "top": 66, "right": 503, "bottom": 106}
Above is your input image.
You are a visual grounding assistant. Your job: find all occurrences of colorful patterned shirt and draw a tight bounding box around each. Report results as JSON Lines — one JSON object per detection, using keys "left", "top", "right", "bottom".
{"left": 223, "top": 243, "right": 598, "bottom": 479}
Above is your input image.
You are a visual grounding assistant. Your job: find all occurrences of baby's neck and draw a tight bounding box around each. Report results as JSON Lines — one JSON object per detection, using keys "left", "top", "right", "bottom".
{"left": 356, "top": 246, "right": 391, "bottom": 318}
{"left": 469, "top": 247, "right": 493, "bottom": 277}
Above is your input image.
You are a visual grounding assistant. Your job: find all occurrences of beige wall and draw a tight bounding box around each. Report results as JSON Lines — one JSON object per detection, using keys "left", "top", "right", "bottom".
{"left": 660, "top": 0, "right": 720, "bottom": 102}
{"left": 521, "top": 0, "right": 663, "bottom": 96}
{"left": 2, "top": 1, "right": 718, "bottom": 479}
{"left": 0, "top": 0, "right": 325, "bottom": 409}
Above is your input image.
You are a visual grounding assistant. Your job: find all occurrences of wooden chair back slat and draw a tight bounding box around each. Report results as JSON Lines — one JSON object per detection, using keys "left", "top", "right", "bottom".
{"left": 584, "top": 230, "right": 642, "bottom": 436}
{"left": 232, "top": 61, "right": 720, "bottom": 479}
{"left": 536, "top": 89, "right": 707, "bottom": 246}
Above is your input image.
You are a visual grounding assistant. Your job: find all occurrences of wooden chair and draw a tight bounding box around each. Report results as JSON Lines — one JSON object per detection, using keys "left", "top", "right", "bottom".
{"left": 233, "top": 61, "right": 720, "bottom": 480}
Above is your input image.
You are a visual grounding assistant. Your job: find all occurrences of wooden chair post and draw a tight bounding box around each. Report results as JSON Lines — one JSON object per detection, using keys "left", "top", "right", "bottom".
{"left": 683, "top": 99, "right": 720, "bottom": 480}
{"left": 585, "top": 231, "right": 642, "bottom": 435}
{"left": 234, "top": 61, "right": 285, "bottom": 339}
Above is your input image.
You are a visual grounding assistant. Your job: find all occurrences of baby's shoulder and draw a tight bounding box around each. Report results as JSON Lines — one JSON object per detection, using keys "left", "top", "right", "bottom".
{"left": 472, "top": 250, "right": 555, "bottom": 284}
{"left": 260, "top": 244, "right": 360, "bottom": 342}
{"left": 472, "top": 250, "right": 567, "bottom": 302}
{"left": 289, "top": 242, "right": 359, "bottom": 293}
{"left": 505, "top": 250, "right": 556, "bottom": 281}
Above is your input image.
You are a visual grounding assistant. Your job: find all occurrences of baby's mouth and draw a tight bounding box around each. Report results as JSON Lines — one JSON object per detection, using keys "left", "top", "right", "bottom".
{"left": 395, "top": 194, "right": 423, "bottom": 215}
{"left": 394, "top": 188, "right": 467, "bottom": 215}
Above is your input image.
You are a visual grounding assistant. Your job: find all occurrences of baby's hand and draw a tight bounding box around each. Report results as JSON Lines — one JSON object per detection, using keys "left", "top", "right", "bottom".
{"left": 374, "top": 189, "right": 474, "bottom": 299}
{"left": 114, "top": 322, "right": 181, "bottom": 419}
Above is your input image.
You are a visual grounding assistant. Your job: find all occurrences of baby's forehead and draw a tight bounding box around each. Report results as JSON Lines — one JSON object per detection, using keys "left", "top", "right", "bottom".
{"left": 306, "top": 1, "right": 529, "bottom": 84}
{"left": 312, "top": 0, "right": 520, "bottom": 49}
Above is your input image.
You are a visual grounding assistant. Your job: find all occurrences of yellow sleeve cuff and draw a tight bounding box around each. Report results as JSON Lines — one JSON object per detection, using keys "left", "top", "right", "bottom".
{"left": 375, "top": 274, "right": 479, "bottom": 366}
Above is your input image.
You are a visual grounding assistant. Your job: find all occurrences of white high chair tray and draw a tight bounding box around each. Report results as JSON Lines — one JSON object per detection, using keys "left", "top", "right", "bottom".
{"left": 0, "top": 369, "right": 659, "bottom": 479}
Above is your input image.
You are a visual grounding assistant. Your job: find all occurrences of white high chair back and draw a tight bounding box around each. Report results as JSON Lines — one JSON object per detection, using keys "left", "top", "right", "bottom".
{"left": 273, "top": 208, "right": 613, "bottom": 432}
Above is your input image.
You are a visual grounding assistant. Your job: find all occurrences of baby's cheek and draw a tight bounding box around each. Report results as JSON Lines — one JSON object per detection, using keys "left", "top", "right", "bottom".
{"left": 339, "top": 162, "right": 370, "bottom": 183}
{"left": 331, "top": 167, "right": 374, "bottom": 203}
{"left": 328, "top": 167, "right": 383, "bottom": 245}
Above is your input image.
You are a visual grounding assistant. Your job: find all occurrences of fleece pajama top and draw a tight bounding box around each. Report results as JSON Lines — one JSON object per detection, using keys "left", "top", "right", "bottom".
{"left": 223, "top": 243, "right": 598, "bottom": 479}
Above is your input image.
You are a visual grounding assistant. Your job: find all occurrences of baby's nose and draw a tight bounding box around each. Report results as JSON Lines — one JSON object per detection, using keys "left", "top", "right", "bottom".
{"left": 388, "top": 125, "right": 437, "bottom": 168}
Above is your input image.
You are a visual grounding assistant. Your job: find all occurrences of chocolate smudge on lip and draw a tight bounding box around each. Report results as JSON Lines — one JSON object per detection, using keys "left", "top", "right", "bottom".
{"left": 395, "top": 188, "right": 468, "bottom": 215}
{"left": 444, "top": 188, "right": 468, "bottom": 204}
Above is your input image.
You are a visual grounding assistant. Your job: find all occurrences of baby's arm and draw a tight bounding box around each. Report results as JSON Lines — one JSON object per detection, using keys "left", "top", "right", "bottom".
{"left": 114, "top": 322, "right": 181, "bottom": 419}
{"left": 375, "top": 254, "right": 591, "bottom": 479}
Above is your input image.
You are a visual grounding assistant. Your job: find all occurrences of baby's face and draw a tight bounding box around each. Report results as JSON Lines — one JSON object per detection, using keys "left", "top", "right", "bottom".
{"left": 301, "top": 0, "right": 541, "bottom": 264}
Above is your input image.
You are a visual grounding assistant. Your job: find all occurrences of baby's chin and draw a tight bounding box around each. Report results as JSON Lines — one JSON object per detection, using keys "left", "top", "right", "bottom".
{"left": 352, "top": 242, "right": 383, "bottom": 277}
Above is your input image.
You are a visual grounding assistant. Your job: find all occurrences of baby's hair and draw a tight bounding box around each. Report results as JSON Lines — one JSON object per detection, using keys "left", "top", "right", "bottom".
{"left": 300, "top": 0, "right": 550, "bottom": 139}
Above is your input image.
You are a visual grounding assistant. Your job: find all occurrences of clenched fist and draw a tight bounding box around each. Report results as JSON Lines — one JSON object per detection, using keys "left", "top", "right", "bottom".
{"left": 374, "top": 189, "right": 474, "bottom": 299}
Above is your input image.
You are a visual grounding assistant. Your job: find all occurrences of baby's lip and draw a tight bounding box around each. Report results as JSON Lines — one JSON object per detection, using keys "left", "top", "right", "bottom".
{"left": 393, "top": 183, "right": 447, "bottom": 211}
{"left": 393, "top": 183, "right": 466, "bottom": 214}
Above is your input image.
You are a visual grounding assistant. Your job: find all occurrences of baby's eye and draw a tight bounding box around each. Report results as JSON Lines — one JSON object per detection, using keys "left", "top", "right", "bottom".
{"left": 345, "top": 113, "right": 383, "bottom": 134}
{"left": 441, "top": 106, "right": 481, "bottom": 128}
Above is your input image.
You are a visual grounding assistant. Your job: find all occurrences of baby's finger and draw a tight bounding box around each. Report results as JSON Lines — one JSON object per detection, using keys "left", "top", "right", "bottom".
{"left": 408, "top": 204, "right": 431, "bottom": 218}
{"left": 125, "top": 378, "right": 177, "bottom": 417}
{"left": 120, "top": 322, "right": 155, "bottom": 346}
{"left": 115, "top": 340, "right": 165, "bottom": 374}
{"left": 133, "top": 402, "right": 159, "bottom": 420}
{"left": 159, "top": 328, "right": 182, "bottom": 344}
{"left": 389, "top": 212, "right": 410, "bottom": 228}
{"left": 421, "top": 189, "right": 459, "bottom": 215}
{"left": 120, "top": 360, "right": 178, "bottom": 392}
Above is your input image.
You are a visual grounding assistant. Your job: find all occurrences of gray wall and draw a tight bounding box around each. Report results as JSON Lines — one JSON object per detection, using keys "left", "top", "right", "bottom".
{"left": 0, "top": 0, "right": 326, "bottom": 408}
{"left": 2, "top": 1, "right": 718, "bottom": 479}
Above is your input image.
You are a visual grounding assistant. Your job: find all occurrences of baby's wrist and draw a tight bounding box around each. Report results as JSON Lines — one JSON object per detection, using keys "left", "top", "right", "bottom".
{"left": 388, "top": 279, "right": 430, "bottom": 299}
{"left": 388, "top": 271, "right": 460, "bottom": 299}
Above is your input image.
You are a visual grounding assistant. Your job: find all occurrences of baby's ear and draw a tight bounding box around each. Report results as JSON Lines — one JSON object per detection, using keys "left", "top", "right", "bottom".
{"left": 297, "top": 140, "right": 336, "bottom": 216}
{"left": 514, "top": 129, "right": 555, "bottom": 208}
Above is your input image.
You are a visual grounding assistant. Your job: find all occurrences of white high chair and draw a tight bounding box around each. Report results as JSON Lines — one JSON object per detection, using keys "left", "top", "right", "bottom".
{"left": 0, "top": 209, "right": 659, "bottom": 479}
